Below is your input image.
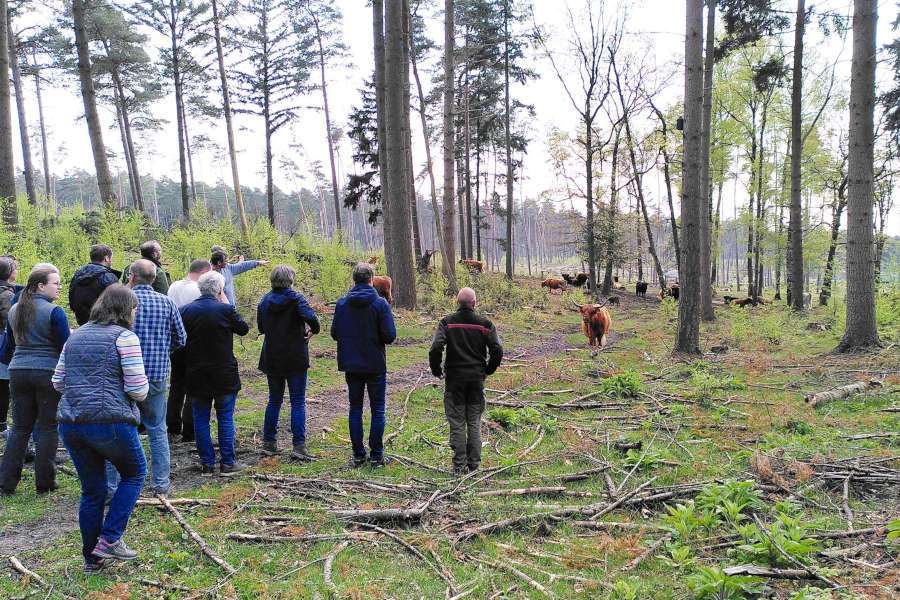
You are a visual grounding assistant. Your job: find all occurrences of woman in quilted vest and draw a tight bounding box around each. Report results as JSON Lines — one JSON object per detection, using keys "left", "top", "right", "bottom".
{"left": 0, "top": 256, "right": 18, "bottom": 435}
{"left": 53, "top": 284, "right": 150, "bottom": 573}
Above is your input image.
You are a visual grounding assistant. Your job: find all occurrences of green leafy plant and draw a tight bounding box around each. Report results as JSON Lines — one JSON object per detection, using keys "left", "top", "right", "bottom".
{"left": 663, "top": 501, "right": 700, "bottom": 540}
{"left": 600, "top": 370, "right": 643, "bottom": 397}
{"left": 686, "top": 566, "right": 762, "bottom": 599}
{"left": 660, "top": 543, "right": 695, "bottom": 569}
{"left": 737, "top": 513, "right": 820, "bottom": 566}
{"left": 887, "top": 518, "right": 900, "bottom": 543}
{"left": 609, "top": 578, "right": 641, "bottom": 600}
{"left": 486, "top": 406, "right": 541, "bottom": 430}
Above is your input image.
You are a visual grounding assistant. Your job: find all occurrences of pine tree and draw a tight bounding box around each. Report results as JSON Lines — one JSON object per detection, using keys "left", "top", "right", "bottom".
{"left": 0, "top": 0, "right": 15, "bottom": 224}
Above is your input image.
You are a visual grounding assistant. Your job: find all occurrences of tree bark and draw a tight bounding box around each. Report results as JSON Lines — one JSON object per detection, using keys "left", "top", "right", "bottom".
{"left": 677, "top": 0, "right": 703, "bottom": 354}
{"left": 475, "top": 120, "right": 482, "bottom": 261}
{"left": 181, "top": 101, "right": 198, "bottom": 206}
{"left": 311, "top": 11, "right": 342, "bottom": 237}
{"left": 441, "top": 0, "right": 457, "bottom": 276}
{"left": 602, "top": 127, "right": 620, "bottom": 296}
{"left": 385, "top": 0, "right": 416, "bottom": 308}
{"left": 753, "top": 98, "right": 770, "bottom": 299}
{"left": 464, "top": 57, "right": 473, "bottom": 258}
{"left": 698, "top": 0, "right": 716, "bottom": 320}
{"left": 110, "top": 65, "right": 143, "bottom": 212}
{"left": 169, "top": 0, "right": 190, "bottom": 219}
{"left": 585, "top": 104, "right": 597, "bottom": 298}
{"left": 72, "top": 0, "right": 117, "bottom": 212}
{"left": 211, "top": 0, "right": 249, "bottom": 239}
{"left": 789, "top": 0, "right": 806, "bottom": 310}
{"left": 8, "top": 32, "right": 35, "bottom": 206}
{"left": 373, "top": 0, "right": 393, "bottom": 274}
{"left": 31, "top": 53, "right": 51, "bottom": 204}
{"left": 838, "top": 0, "right": 880, "bottom": 351}
{"left": 114, "top": 97, "right": 137, "bottom": 210}
{"left": 409, "top": 18, "right": 457, "bottom": 291}
{"left": 0, "top": 2, "right": 15, "bottom": 224}
{"left": 819, "top": 184, "right": 846, "bottom": 306}
{"left": 401, "top": 0, "right": 420, "bottom": 259}
{"left": 650, "top": 102, "right": 680, "bottom": 276}
{"left": 503, "top": 0, "right": 514, "bottom": 279}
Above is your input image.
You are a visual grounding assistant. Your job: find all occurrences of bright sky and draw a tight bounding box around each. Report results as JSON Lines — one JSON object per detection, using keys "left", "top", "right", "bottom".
{"left": 14, "top": 0, "right": 900, "bottom": 234}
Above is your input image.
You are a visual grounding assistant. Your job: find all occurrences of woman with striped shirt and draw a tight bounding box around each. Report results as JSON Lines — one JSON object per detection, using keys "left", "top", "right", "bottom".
{"left": 53, "top": 285, "right": 150, "bottom": 573}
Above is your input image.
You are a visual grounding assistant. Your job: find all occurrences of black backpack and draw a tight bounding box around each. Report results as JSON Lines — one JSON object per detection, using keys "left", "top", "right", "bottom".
{"left": 69, "top": 269, "right": 111, "bottom": 325}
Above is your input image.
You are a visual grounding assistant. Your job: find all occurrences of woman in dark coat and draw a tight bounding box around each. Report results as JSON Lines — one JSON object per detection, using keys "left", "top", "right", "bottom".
{"left": 257, "top": 265, "right": 319, "bottom": 460}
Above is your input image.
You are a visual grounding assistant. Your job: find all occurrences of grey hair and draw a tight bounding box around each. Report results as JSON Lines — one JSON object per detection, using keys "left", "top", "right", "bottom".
{"left": 130, "top": 259, "right": 156, "bottom": 285}
{"left": 270, "top": 264, "right": 295, "bottom": 290}
{"left": 352, "top": 262, "right": 374, "bottom": 284}
{"left": 198, "top": 271, "right": 225, "bottom": 297}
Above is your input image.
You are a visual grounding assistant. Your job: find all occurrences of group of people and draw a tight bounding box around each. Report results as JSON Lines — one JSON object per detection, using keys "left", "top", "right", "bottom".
{"left": 0, "top": 242, "right": 504, "bottom": 574}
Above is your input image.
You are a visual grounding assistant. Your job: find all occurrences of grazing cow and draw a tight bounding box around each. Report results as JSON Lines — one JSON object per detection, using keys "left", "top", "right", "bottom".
{"left": 367, "top": 255, "right": 380, "bottom": 265}
{"left": 459, "top": 259, "right": 485, "bottom": 273}
{"left": 635, "top": 281, "right": 648, "bottom": 297}
{"left": 372, "top": 275, "right": 393, "bottom": 304}
{"left": 669, "top": 283, "right": 680, "bottom": 300}
{"left": 607, "top": 296, "right": 620, "bottom": 306}
{"left": 573, "top": 273, "right": 589, "bottom": 287}
{"left": 561, "top": 273, "right": 575, "bottom": 285}
{"left": 755, "top": 296, "right": 770, "bottom": 305}
{"left": 541, "top": 278, "right": 567, "bottom": 294}
{"left": 734, "top": 297, "right": 754, "bottom": 308}
{"left": 723, "top": 295, "right": 738, "bottom": 305}
{"left": 574, "top": 302, "right": 612, "bottom": 350}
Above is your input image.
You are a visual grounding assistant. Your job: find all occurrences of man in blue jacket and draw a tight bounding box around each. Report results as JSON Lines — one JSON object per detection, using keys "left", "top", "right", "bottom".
{"left": 330, "top": 263, "right": 396, "bottom": 467}
{"left": 69, "top": 245, "right": 122, "bottom": 325}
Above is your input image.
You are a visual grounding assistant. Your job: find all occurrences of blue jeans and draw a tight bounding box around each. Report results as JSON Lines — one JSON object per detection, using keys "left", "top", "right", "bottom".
{"left": 59, "top": 422, "right": 146, "bottom": 564}
{"left": 107, "top": 379, "right": 170, "bottom": 494}
{"left": 345, "top": 372, "right": 386, "bottom": 460}
{"left": 263, "top": 373, "right": 308, "bottom": 447}
{"left": 191, "top": 393, "right": 237, "bottom": 468}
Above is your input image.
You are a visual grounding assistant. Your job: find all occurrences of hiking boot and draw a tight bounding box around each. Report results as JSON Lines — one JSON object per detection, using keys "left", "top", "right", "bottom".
{"left": 453, "top": 466, "right": 468, "bottom": 476}
{"left": 199, "top": 464, "right": 216, "bottom": 477}
{"left": 350, "top": 455, "right": 368, "bottom": 468}
{"left": 84, "top": 558, "right": 111, "bottom": 575}
{"left": 261, "top": 440, "right": 279, "bottom": 456}
{"left": 468, "top": 464, "right": 479, "bottom": 473}
{"left": 370, "top": 455, "right": 390, "bottom": 468}
{"left": 92, "top": 538, "right": 138, "bottom": 562}
{"left": 219, "top": 462, "right": 246, "bottom": 476}
{"left": 290, "top": 445, "right": 315, "bottom": 462}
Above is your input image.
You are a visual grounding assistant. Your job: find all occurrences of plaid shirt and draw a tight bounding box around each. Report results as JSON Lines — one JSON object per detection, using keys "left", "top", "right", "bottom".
{"left": 133, "top": 284, "right": 186, "bottom": 381}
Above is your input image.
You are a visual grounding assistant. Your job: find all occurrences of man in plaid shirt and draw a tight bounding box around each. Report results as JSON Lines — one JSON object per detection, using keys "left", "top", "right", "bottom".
{"left": 107, "top": 259, "right": 186, "bottom": 497}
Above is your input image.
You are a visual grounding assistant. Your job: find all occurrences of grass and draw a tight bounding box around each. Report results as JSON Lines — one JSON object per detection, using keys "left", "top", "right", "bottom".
{"left": 1, "top": 287, "right": 898, "bottom": 599}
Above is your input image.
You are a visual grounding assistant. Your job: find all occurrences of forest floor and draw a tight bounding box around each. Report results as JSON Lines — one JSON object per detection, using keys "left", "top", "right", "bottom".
{"left": 0, "top": 282, "right": 898, "bottom": 599}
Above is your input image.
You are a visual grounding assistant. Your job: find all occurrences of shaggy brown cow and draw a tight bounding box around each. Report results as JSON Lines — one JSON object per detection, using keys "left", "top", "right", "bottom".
{"left": 459, "top": 259, "right": 485, "bottom": 273}
{"left": 574, "top": 302, "right": 612, "bottom": 349}
{"left": 541, "top": 278, "right": 567, "bottom": 294}
{"left": 573, "top": 273, "right": 589, "bottom": 287}
{"left": 734, "top": 297, "right": 754, "bottom": 308}
{"left": 635, "top": 281, "right": 648, "bottom": 297}
{"left": 372, "top": 275, "right": 393, "bottom": 304}
{"left": 723, "top": 295, "right": 738, "bottom": 305}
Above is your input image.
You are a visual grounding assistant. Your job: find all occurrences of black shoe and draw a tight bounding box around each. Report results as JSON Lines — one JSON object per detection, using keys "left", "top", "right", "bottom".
{"left": 261, "top": 441, "right": 279, "bottom": 456}
{"left": 199, "top": 464, "right": 215, "bottom": 477}
{"left": 468, "top": 465, "right": 479, "bottom": 473}
{"left": 36, "top": 483, "right": 59, "bottom": 495}
{"left": 453, "top": 466, "right": 468, "bottom": 476}
{"left": 370, "top": 455, "right": 390, "bottom": 468}
{"left": 290, "top": 445, "right": 315, "bottom": 462}
{"left": 351, "top": 455, "right": 367, "bottom": 468}
{"left": 220, "top": 462, "right": 246, "bottom": 476}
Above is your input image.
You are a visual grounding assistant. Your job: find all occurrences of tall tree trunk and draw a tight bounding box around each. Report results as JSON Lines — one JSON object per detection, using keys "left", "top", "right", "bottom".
{"left": 819, "top": 186, "right": 846, "bottom": 306}
{"left": 401, "top": 0, "right": 420, "bottom": 259}
{"left": 584, "top": 105, "right": 597, "bottom": 299}
{"left": 373, "top": 0, "right": 393, "bottom": 274}
{"left": 838, "top": 0, "right": 879, "bottom": 350}
{"left": 181, "top": 100, "right": 198, "bottom": 205}
{"left": 8, "top": 32, "right": 34, "bottom": 206}
{"left": 441, "top": 0, "right": 456, "bottom": 276}
{"left": 753, "top": 100, "right": 769, "bottom": 299}
{"left": 410, "top": 21, "right": 457, "bottom": 291}
{"left": 211, "top": 0, "right": 249, "bottom": 239}
{"left": 169, "top": 0, "right": 190, "bottom": 219}
{"left": 109, "top": 65, "right": 144, "bottom": 212}
{"left": 475, "top": 124, "right": 482, "bottom": 261}
{"left": 72, "top": 0, "right": 116, "bottom": 212}
{"left": 789, "top": 0, "right": 806, "bottom": 310}
{"left": 624, "top": 117, "right": 665, "bottom": 291}
{"left": 464, "top": 61, "right": 473, "bottom": 258}
{"left": 711, "top": 179, "right": 723, "bottom": 284}
{"left": 503, "top": 0, "right": 514, "bottom": 279}
{"left": 0, "top": 1, "right": 14, "bottom": 223}
{"left": 602, "top": 128, "right": 620, "bottom": 296}
{"left": 698, "top": 0, "right": 716, "bottom": 320}
{"left": 311, "top": 12, "right": 342, "bottom": 237}
{"left": 651, "top": 102, "right": 680, "bottom": 275}
{"left": 114, "top": 97, "right": 137, "bottom": 210}
{"left": 746, "top": 106, "right": 758, "bottom": 296}
{"left": 31, "top": 54, "right": 51, "bottom": 204}
{"left": 385, "top": 0, "right": 416, "bottom": 308}
{"left": 677, "top": 0, "right": 703, "bottom": 354}
{"left": 264, "top": 98, "right": 275, "bottom": 225}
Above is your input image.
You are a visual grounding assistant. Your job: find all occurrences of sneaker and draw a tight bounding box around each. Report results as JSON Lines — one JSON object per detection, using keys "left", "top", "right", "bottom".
{"left": 350, "top": 455, "right": 367, "bottom": 468}
{"left": 219, "top": 462, "right": 246, "bottom": 476}
{"left": 261, "top": 440, "right": 279, "bottom": 456}
{"left": 199, "top": 464, "right": 215, "bottom": 477}
{"left": 84, "top": 558, "right": 111, "bottom": 574}
{"left": 370, "top": 455, "right": 390, "bottom": 468}
{"left": 92, "top": 538, "right": 138, "bottom": 561}
{"left": 290, "top": 445, "right": 315, "bottom": 462}
{"left": 149, "top": 486, "right": 170, "bottom": 498}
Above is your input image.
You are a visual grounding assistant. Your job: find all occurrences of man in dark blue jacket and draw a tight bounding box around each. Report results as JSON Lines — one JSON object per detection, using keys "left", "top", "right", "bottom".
{"left": 69, "top": 245, "right": 122, "bottom": 325}
{"left": 330, "top": 263, "right": 396, "bottom": 467}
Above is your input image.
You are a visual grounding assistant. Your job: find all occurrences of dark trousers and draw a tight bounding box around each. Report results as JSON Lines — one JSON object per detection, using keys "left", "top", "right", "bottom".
{"left": 59, "top": 422, "right": 146, "bottom": 565}
{"left": 166, "top": 350, "right": 193, "bottom": 439}
{"left": 443, "top": 378, "right": 485, "bottom": 470}
{"left": 191, "top": 393, "right": 237, "bottom": 468}
{"left": 264, "top": 372, "right": 308, "bottom": 447}
{"left": 0, "top": 369, "right": 60, "bottom": 493}
{"left": 0, "top": 378, "right": 8, "bottom": 431}
{"left": 346, "top": 372, "right": 386, "bottom": 460}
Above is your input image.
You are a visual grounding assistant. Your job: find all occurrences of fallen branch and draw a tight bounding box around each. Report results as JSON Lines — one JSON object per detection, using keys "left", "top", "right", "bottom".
{"left": 842, "top": 476, "right": 853, "bottom": 532}
{"left": 516, "top": 426, "right": 545, "bottom": 459}
{"left": 467, "top": 554, "right": 556, "bottom": 598}
{"left": 137, "top": 579, "right": 192, "bottom": 593}
{"left": 385, "top": 372, "right": 425, "bottom": 445}
{"left": 323, "top": 540, "right": 350, "bottom": 596}
{"left": 475, "top": 486, "right": 567, "bottom": 497}
{"left": 8, "top": 556, "right": 46, "bottom": 588}
{"left": 722, "top": 565, "right": 814, "bottom": 579}
{"left": 620, "top": 534, "right": 672, "bottom": 572}
{"left": 332, "top": 491, "right": 440, "bottom": 523}
{"left": 752, "top": 514, "right": 839, "bottom": 589}
{"left": 158, "top": 494, "right": 237, "bottom": 575}
{"left": 573, "top": 521, "right": 668, "bottom": 532}
{"left": 136, "top": 498, "right": 215, "bottom": 507}
{"left": 352, "top": 522, "right": 455, "bottom": 594}
{"left": 228, "top": 533, "right": 364, "bottom": 544}
{"left": 805, "top": 380, "right": 882, "bottom": 408}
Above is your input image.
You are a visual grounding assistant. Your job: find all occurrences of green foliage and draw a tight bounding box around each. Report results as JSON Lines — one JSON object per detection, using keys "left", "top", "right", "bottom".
{"left": 663, "top": 501, "right": 700, "bottom": 540}
{"left": 686, "top": 566, "right": 763, "bottom": 600}
{"left": 736, "top": 513, "right": 820, "bottom": 566}
{"left": 486, "top": 406, "right": 541, "bottom": 430}
{"left": 660, "top": 544, "right": 695, "bottom": 569}
{"left": 608, "top": 578, "right": 641, "bottom": 600}
{"left": 887, "top": 518, "right": 900, "bottom": 543}
{"left": 659, "top": 296, "right": 677, "bottom": 320}
{"left": 600, "top": 370, "right": 643, "bottom": 397}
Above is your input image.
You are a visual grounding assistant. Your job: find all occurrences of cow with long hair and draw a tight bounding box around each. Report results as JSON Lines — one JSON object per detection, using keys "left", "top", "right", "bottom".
{"left": 571, "top": 299, "right": 612, "bottom": 351}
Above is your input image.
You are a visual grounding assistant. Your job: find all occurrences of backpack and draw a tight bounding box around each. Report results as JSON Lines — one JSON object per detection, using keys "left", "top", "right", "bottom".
{"left": 69, "top": 269, "right": 109, "bottom": 326}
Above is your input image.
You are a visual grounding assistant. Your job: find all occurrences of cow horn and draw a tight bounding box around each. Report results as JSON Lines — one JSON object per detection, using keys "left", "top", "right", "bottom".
{"left": 569, "top": 297, "right": 583, "bottom": 310}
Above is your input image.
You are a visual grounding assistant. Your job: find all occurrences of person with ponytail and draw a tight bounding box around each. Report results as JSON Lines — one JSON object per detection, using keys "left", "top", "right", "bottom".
{"left": 0, "top": 264, "right": 69, "bottom": 495}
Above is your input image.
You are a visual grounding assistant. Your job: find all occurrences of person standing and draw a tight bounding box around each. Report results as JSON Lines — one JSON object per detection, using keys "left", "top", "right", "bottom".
{"left": 0, "top": 265, "right": 69, "bottom": 495}
{"left": 0, "top": 256, "right": 19, "bottom": 436}
{"left": 69, "top": 244, "right": 122, "bottom": 326}
{"left": 257, "top": 265, "right": 320, "bottom": 460}
{"left": 54, "top": 284, "right": 149, "bottom": 572}
{"left": 210, "top": 249, "right": 267, "bottom": 306}
{"left": 121, "top": 241, "right": 169, "bottom": 295}
{"left": 330, "top": 263, "right": 396, "bottom": 467}
{"left": 165, "top": 259, "right": 211, "bottom": 442}
{"left": 180, "top": 271, "right": 249, "bottom": 475}
{"left": 429, "top": 287, "right": 503, "bottom": 475}
{"left": 104, "top": 260, "right": 185, "bottom": 497}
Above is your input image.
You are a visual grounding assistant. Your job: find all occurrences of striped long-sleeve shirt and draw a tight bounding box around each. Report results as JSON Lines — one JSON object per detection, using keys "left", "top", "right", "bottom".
{"left": 52, "top": 329, "right": 149, "bottom": 402}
